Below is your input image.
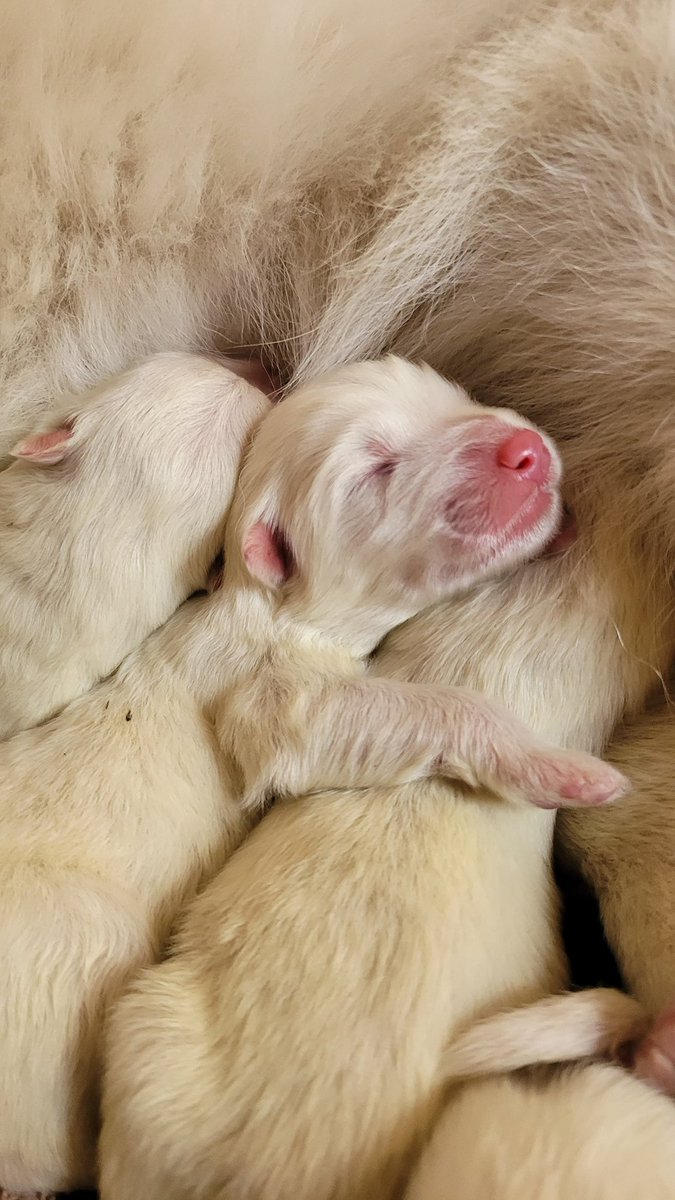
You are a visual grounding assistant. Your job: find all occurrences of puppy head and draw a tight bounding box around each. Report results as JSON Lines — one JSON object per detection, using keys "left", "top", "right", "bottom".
{"left": 237, "top": 356, "right": 562, "bottom": 649}
{"left": 11, "top": 352, "right": 272, "bottom": 597}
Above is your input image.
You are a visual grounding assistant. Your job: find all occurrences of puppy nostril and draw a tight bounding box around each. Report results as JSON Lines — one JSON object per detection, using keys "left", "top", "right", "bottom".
{"left": 496, "top": 429, "right": 548, "bottom": 481}
{"left": 515, "top": 450, "right": 535, "bottom": 472}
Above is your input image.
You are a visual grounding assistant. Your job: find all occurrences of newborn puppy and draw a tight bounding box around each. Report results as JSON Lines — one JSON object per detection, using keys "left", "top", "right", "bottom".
{"left": 403, "top": 985, "right": 675, "bottom": 1200}
{"left": 0, "top": 363, "right": 271, "bottom": 1196}
{"left": 0, "top": 351, "right": 271, "bottom": 739}
{"left": 97, "top": 357, "right": 626, "bottom": 1200}
{"left": 404, "top": 1063, "right": 675, "bottom": 1200}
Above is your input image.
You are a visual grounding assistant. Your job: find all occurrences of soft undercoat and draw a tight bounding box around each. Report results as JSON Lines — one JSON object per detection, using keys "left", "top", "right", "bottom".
{"left": 404, "top": 1064, "right": 675, "bottom": 1200}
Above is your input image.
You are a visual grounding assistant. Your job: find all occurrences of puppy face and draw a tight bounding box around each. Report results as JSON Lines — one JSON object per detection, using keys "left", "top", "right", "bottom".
{"left": 239, "top": 356, "right": 561, "bottom": 642}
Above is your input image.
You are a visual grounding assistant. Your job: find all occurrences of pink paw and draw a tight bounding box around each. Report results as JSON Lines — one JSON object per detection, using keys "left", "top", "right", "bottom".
{"left": 521, "top": 750, "right": 630, "bottom": 810}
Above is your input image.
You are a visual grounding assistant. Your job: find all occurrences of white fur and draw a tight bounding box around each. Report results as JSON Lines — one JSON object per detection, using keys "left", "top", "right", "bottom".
{"left": 0, "top": 351, "right": 270, "bottom": 738}
{"left": 0, "top": 0, "right": 517, "bottom": 457}
{"left": 1, "top": 0, "right": 675, "bottom": 1194}
{"left": 438, "top": 988, "right": 647, "bottom": 1084}
{"left": 1, "top": 357, "right": 611, "bottom": 1195}
{"left": 405, "top": 1065, "right": 675, "bottom": 1200}
{"left": 98, "top": 453, "right": 673, "bottom": 1200}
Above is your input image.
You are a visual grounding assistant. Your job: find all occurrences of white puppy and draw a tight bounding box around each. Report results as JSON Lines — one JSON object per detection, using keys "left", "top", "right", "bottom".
{"left": 396, "top": 987, "right": 675, "bottom": 1200}
{"left": 0, "top": 351, "right": 273, "bottom": 739}
{"left": 95, "top": 369, "right": 674, "bottom": 1200}
{"left": 97, "top": 357, "right": 627, "bottom": 1200}
{"left": 399, "top": 987, "right": 675, "bottom": 1200}
{"left": 0, "top": 353, "right": 271, "bottom": 1194}
{"left": 404, "top": 1063, "right": 675, "bottom": 1200}
{"left": 0, "top": 356, "right": 623, "bottom": 1196}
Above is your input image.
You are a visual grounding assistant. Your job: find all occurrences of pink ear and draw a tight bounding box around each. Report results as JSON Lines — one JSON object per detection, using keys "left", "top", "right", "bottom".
{"left": 11, "top": 423, "right": 75, "bottom": 465}
{"left": 243, "top": 521, "right": 291, "bottom": 587}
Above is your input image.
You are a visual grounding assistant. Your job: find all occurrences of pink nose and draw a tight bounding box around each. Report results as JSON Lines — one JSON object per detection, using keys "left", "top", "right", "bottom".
{"left": 496, "top": 428, "right": 550, "bottom": 485}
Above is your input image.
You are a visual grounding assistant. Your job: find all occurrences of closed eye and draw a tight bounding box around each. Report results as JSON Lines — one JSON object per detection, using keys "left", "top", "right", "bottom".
{"left": 345, "top": 440, "right": 399, "bottom": 497}
{"left": 369, "top": 457, "right": 398, "bottom": 479}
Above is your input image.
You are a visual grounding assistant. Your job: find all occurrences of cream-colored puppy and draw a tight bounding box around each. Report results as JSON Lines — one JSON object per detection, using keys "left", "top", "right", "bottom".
{"left": 405, "top": 1064, "right": 675, "bottom": 1200}
{"left": 98, "top": 357, "right": 629, "bottom": 1200}
{"left": 401, "top": 988, "right": 675, "bottom": 1200}
{"left": 0, "top": 359, "right": 272, "bottom": 1195}
{"left": 98, "top": 390, "right": 672, "bottom": 1200}
{"left": 0, "top": 354, "right": 608, "bottom": 1196}
{"left": 0, "top": 351, "right": 273, "bottom": 739}
{"left": 0, "top": 356, "right": 621, "bottom": 1196}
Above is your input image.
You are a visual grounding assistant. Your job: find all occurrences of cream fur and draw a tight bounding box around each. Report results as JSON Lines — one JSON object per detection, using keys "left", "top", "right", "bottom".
{"left": 0, "top": 0, "right": 518, "bottom": 457}
{"left": 1, "top": 0, "right": 675, "bottom": 1194}
{"left": 438, "top": 988, "right": 647, "bottom": 1084}
{"left": 0, "top": 352, "right": 270, "bottom": 739}
{"left": 2, "top": 357, "right": 604, "bottom": 1194}
{"left": 405, "top": 1065, "right": 675, "bottom": 1200}
{"left": 98, "top": 471, "right": 670, "bottom": 1200}
{"left": 0, "top": 356, "right": 270, "bottom": 1193}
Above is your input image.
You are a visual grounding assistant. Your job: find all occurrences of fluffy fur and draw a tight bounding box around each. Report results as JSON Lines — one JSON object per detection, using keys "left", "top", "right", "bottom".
{"left": 0, "top": 0, "right": 519, "bottom": 456}
{"left": 0, "top": 359, "right": 270, "bottom": 1193}
{"left": 0, "top": 352, "right": 271, "bottom": 738}
{"left": 2, "top": 357, "right": 607, "bottom": 1194}
{"left": 404, "top": 1065, "right": 675, "bottom": 1200}
{"left": 438, "top": 988, "right": 647, "bottom": 1084}
{"left": 98, "top": 478, "right": 672, "bottom": 1200}
{"left": 2, "top": 0, "right": 675, "bottom": 1194}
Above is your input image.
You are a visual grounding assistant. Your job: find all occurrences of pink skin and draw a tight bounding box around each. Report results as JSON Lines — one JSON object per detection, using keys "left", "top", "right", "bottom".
{"left": 448, "top": 419, "right": 578, "bottom": 558}
{"left": 444, "top": 420, "right": 560, "bottom": 570}
{"left": 12, "top": 422, "right": 75, "bottom": 464}
{"left": 630, "top": 1006, "right": 675, "bottom": 1097}
{"left": 492, "top": 427, "right": 552, "bottom": 527}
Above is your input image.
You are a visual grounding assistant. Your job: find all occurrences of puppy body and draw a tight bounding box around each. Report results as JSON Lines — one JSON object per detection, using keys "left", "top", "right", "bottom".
{"left": 404, "top": 1064, "right": 675, "bottom": 1200}
{"left": 557, "top": 709, "right": 675, "bottom": 1105}
{"left": 2, "top": 1, "right": 675, "bottom": 1192}
{"left": 559, "top": 711, "right": 675, "bottom": 1016}
{"left": 5, "top": 357, "right": 618, "bottom": 1194}
{"left": 98, "top": 427, "right": 667, "bottom": 1200}
{"left": 0, "top": 362, "right": 271, "bottom": 1194}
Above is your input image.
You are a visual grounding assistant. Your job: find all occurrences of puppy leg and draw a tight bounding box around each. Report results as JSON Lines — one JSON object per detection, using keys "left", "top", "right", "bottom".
{"left": 229, "top": 674, "right": 628, "bottom": 813}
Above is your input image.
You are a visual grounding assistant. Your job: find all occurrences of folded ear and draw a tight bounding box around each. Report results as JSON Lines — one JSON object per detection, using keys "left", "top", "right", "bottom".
{"left": 243, "top": 521, "right": 294, "bottom": 588}
{"left": 11, "top": 419, "right": 76, "bottom": 465}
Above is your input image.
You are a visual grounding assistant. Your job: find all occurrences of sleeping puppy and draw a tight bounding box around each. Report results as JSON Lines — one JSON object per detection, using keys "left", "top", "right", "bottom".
{"left": 0, "top": 351, "right": 274, "bottom": 738}
{"left": 97, "top": 357, "right": 626, "bottom": 1200}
